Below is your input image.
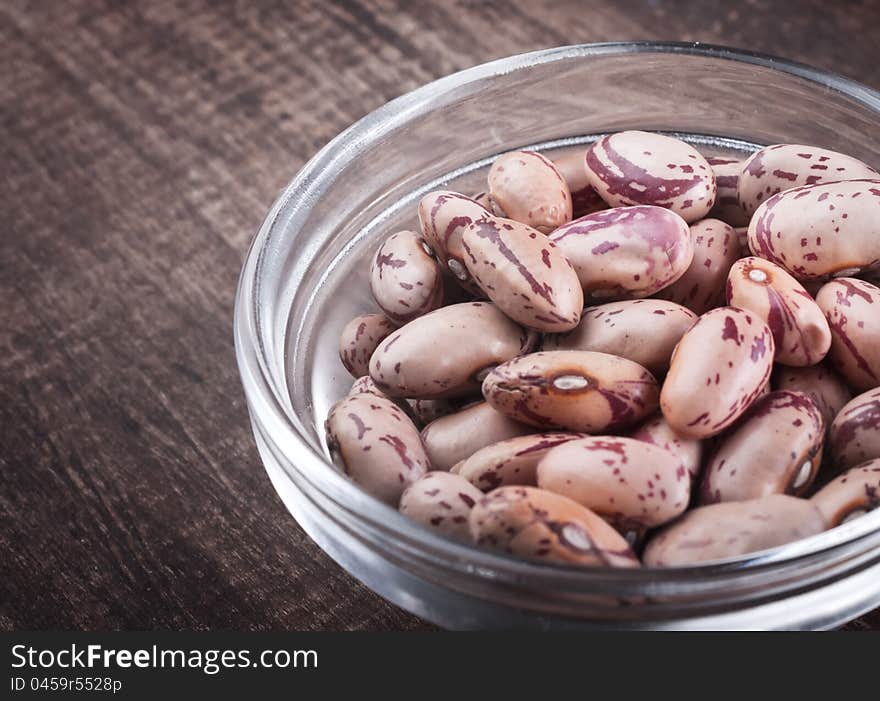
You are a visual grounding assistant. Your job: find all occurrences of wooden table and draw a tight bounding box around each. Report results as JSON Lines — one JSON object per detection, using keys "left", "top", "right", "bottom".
{"left": 2, "top": 0, "right": 878, "bottom": 631}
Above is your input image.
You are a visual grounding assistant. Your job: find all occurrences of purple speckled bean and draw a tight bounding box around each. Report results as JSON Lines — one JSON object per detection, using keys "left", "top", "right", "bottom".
{"left": 468, "top": 486, "right": 640, "bottom": 568}
{"left": 325, "top": 393, "right": 429, "bottom": 506}
{"left": 548, "top": 205, "right": 693, "bottom": 301}
{"left": 339, "top": 313, "right": 396, "bottom": 378}
{"left": 657, "top": 218, "right": 740, "bottom": 315}
{"left": 421, "top": 401, "right": 533, "bottom": 472}
{"left": 487, "top": 151, "right": 572, "bottom": 233}
{"left": 828, "top": 388, "right": 880, "bottom": 472}
{"left": 747, "top": 179, "right": 880, "bottom": 280}
{"left": 455, "top": 432, "right": 585, "bottom": 491}
{"left": 815, "top": 277, "right": 880, "bottom": 391}
{"left": 727, "top": 257, "right": 831, "bottom": 367}
{"left": 700, "top": 390, "right": 824, "bottom": 504}
{"left": 738, "top": 144, "right": 877, "bottom": 219}
{"left": 482, "top": 350, "right": 659, "bottom": 433}
{"left": 643, "top": 495, "right": 827, "bottom": 566}
{"left": 553, "top": 149, "right": 608, "bottom": 218}
{"left": 409, "top": 397, "right": 464, "bottom": 426}
{"left": 536, "top": 436, "right": 690, "bottom": 531}
{"left": 584, "top": 131, "right": 716, "bottom": 223}
{"left": 627, "top": 412, "right": 704, "bottom": 481}
{"left": 348, "top": 375, "right": 389, "bottom": 398}
{"left": 369, "top": 230, "right": 443, "bottom": 324}
{"left": 418, "top": 191, "right": 490, "bottom": 295}
{"left": 461, "top": 215, "right": 583, "bottom": 332}
{"left": 811, "top": 459, "right": 880, "bottom": 527}
{"left": 399, "top": 472, "right": 484, "bottom": 540}
{"left": 543, "top": 299, "right": 697, "bottom": 376}
{"left": 661, "top": 306, "right": 775, "bottom": 438}
{"left": 369, "top": 301, "right": 538, "bottom": 399}
{"left": 773, "top": 362, "right": 852, "bottom": 427}
{"left": 707, "top": 156, "right": 750, "bottom": 227}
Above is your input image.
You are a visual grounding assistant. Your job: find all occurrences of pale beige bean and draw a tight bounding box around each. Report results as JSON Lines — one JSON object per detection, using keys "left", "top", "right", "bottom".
{"left": 369, "top": 302, "right": 537, "bottom": 399}
{"left": 627, "top": 413, "right": 704, "bottom": 480}
{"left": 369, "top": 230, "right": 443, "bottom": 324}
{"left": 643, "top": 495, "right": 827, "bottom": 566}
{"left": 584, "top": 131, "right": 716, "bottom": 223}
{"left": 549, "top": 205, "right": 693, "bottom": 301}
{"left": 738, "top": 144, "right": 877, "bottom": 218}
{"left": 487, "top": 151, "right": 572, "bottom": 233}
{"left": 456, "top": 432, "right": 585, "bottom": 491}
{"left": 469, "top": 486, "right": 640, "bottom": 568}
{"left": 727, "top": 257, "right": 831, "bottom": 367}
{"left": 325, "top": 393, "right": 429, "bottom": 506}
{"left": 483, "top": 350, "right": 659, "bottom": 433}
{"left": 661, "top": 306, "right": 775, "bottom": 438}
{"left": 815, "top": 278, "right": 880, "bottom": 391}
{"left": 339, "top": 313, "right": 396, "bottom": 378}
{"left": 553, "top": 150, "right": 608, "bottom": 218}
{"left": 418, "top": 191, "right": 489, "bottom": 294}
{"left": 657, "top": 218, "right": 741, "bottom": 315}
{"left": 828, "top": 388, "right": 880, "bottom": 472}
{"left": 399, "top": 472, "right": 484, "bottom": 540}
{"left": 811, "top": 460, "right": 880, "bottom": 527}
{"left": 543, "top": 299, "right": 696, "bottom": 376}
{"left": 536, "top": 437, "right": 690, "bottom": 530}
{"left": 700, "top": 391, "right": 824, "bottom": 504}
{"left": 462, "top": 216, "right": 583, "bottom": 332}
{"left": 773, "top": 362, "right": 852, "bottom": 427}
{"left": 748, "top": 179, "right": 880, "bottom": 280}
{"left": 421, "top": 401, "right": 533, "bottom": 472}
{"left": 707, "top": 156, "right": 749, "bottom": 227}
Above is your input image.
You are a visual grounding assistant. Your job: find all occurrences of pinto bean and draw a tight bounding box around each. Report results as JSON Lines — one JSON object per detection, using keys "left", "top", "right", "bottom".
{"left": 707, "top": 156, "right": 750, "bottom": 227}
{"left": 339, "top": 313, "right": 397, "bottom": 378}
{"left": 548, "top": 205, "right": 693, "bottom": 301}
{"left": 773, "top": 362, "right": 852, "bottom": 427}
{"left": 487, "top": 150, "right": 572, "bottom": 233}
{"left": 627, "top": 413, "right": 704, "bottom": 480}
{"left": 661, "top": 306, "right": 775, "bottom": 438}
{"left": 811, "top": 460, "right": 880, "bottom": 527}
{"left": 553, "top": 149, "right": 608, "bottom": 218}
{"left": 584, "top": 131, "right": 716, "bottom": 223}
{"left": 369, "top": 231, "right": 443, "bottom": 323}
{"left": 482, "top": 350, "right": 659, "bottom": 433}
{"left": 543, "top": 299, "right": 697, "bottom": 376}
{"left": 399, "top": 472, "right": 484, "bottom": 540}
{"left": 468, "top": 486, "right": 640, "bottom": 567}
{"left": 828, "top": 388, "right": 880, "bottom": 472}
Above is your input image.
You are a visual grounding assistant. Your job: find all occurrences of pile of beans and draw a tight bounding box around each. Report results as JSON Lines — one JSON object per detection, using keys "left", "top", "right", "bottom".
{"left": 327, "top": 131, "right": 880, "bottom": 568}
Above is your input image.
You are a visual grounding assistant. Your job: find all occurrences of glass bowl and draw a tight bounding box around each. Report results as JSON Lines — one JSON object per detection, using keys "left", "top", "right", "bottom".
{"left": 234, "top": 42, "right": 880, "bottom": 630}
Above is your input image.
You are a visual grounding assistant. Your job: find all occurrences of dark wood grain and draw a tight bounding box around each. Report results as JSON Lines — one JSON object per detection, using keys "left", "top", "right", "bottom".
{"left": 1, "top": 0, "right": 878, "bottom": 631}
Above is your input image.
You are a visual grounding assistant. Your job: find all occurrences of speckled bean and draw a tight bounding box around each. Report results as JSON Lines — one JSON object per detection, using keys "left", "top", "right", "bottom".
{"left": 553, "top": 150, "right": 608, "bottom": 218}
{"left": 418, "top": 191, "right": 490, "bottom": 294}
{"left": 543, "top": 299, "right": 697, "bottom": 376}
{"left": 325, "top": 393, "right": 429, "bottom": 506}
{"left": 348, "top": 375, "right": 390, "bottom": 398}
{"left": 369, "top": 230, "right": 443, "bottom": 324}
{"left": 455, "top": 432, "right": 585, "bottom": 491}
{"left": 584, "top": 131, "right": 716, "bottom": 223}
{"left": 700, "top": 391, "right": 824, "bottom": 504}
{"left": 409, "top": 397, "right": 463, "bottom": 426}
{"left": 738, "top": 144, "right": 877, "bottom": 218}
{"left": 747, "top": 179, "right": 880, "bottom": 280}
{"left": 468, "top": 486, "right": 640, "bottom": 568}
{"left": 643, "top": 495, "right": 827, "bottom": 566}
{"left": 487, "top": 151, "right": 572, "bottom": 233}
{"left": 815, "top": 278, "right": 880, "bottom": 391}
{"left": 369, "top": 301, "right": 537, "bottom": 398}
{"left": 828, "top": 388, "right": 880, "bottom": 472}
{"left": 461, "top": 216, "right": 583, "bottom": 332}
{"left": 657, "top": 218, "right": 741, "bottom": 314}
{"left": 421, "top": 401, "right": 532, "bottom": 472}
{"left": 536, "top": 436, "right": 691, "bottom": 530}
{"left": 773, "top": 362, "right": 852, "bottom": 427}
{"left": 661, "top": 306, "right": 775, "bottom": 438}
{"left": 548, "top": 205, "right": 693, "bottom": 301}
{"left": 399, "top": 472, "right": 484, "bottom": 540}
{"left": 727, "top": 257, "right": 832, "bottom": 367}
{"left": 707, "top": 156, "right": 750, "bottom": 227}
{"left": 811, "top": 460, "right": 880, "bottom": 527}
{"left": 339, "top": 313, "right": 397, "bottom": 378}
{"left": 627, "top": 413, "right": 704, "bottom": 480}
{"left": 482, "top": 350, "right": 659, "bottom": 433}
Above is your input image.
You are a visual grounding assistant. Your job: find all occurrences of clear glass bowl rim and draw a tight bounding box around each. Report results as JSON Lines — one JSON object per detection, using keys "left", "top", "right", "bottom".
{"left": 234, "top": 41, "right": 880, "bottom": 592}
